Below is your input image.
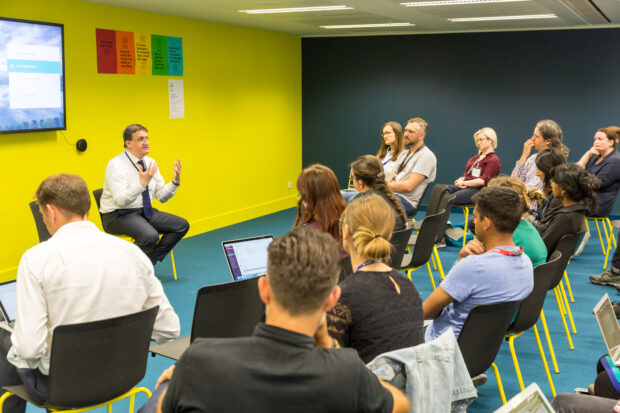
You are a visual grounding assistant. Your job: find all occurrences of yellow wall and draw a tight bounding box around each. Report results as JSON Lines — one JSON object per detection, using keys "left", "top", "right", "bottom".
{"left": 0, "top": 0, "right": 301, "bottom": 280}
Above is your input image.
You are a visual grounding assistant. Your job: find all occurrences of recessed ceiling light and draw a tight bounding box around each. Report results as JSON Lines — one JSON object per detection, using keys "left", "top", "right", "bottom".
{"left": 401, "top": 0, "right": 528, "bottom": 6}
{"left": 448, "top": 13, "right": 557, "bottom": 21}
{"left": 239, "top": 5, "right": 353, "bottom": 14}
{"left": 321, "top": 23, "right": 415, "bottom": 29}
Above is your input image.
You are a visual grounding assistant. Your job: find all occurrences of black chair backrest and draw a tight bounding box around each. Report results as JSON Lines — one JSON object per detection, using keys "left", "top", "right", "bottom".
{"left": 548, "top": 232, "right": 582, "bottom": 290}
{"left": 389, "top": 221, "right": 415, "bottom": 269}
{"left": 410, "top": 209, "right": 445, "bottom": 268}
{"left": 93, "top": 188, "right": 103, "bottom": 214}
{"left": 435, "top": 193, "right": 456, "bottom": 244}
{"left": 46, "top": 306, "right": 159, "bottom": 408}
{"left": 29, "top": 201, "right": 52, "bottom": 243}
{"left": 509, "top": 251, "right": 562, "bottom": 333}
{"left": 457, "top": 300, "right": 521, "bottom": 377}
{"left": 191, "top": 276, "right": 264, "bottom": 342}
{"left": 425, "top": 184, "right": 448, "bottom": 216}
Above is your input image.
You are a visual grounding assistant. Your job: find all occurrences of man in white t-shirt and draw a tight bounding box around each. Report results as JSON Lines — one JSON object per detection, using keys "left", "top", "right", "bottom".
{"left": 387, "top": 117, "right": 437, "bottom": 216}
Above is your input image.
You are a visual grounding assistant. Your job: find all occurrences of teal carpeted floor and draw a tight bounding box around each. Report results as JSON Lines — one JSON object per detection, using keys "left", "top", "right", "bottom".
{"left": 25, "top": 208, "right": 619, "bottom": 412}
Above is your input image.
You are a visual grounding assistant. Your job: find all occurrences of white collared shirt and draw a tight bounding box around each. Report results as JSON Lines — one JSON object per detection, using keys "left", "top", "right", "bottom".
{"left": 8, "top": 221, "right": 180, "bottom": 374}
{"left": 99, "top": 151, "right": 178, "bottom": 214}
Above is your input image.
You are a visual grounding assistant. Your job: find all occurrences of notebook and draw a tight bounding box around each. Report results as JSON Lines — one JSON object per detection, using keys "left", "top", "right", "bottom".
{"left": 593, "top": 293, "right": 620, "bottom": 366}
{"left": 494, "top": 382, "right": 554, "bottom": 413}
{"left": 0, "top": 280, "right": 17, "bottom": 331}
{"left": 222, "top": 235, "right": 273, "bottom": 281}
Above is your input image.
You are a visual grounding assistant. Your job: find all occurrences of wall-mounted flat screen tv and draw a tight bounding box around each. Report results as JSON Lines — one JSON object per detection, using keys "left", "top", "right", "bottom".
{"left": 0, "top": 17, "right": 66, "bottom": 134}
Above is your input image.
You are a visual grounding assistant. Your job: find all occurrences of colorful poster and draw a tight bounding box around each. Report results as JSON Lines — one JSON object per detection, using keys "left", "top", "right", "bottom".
{"left": 115, "top": 31, "right": 135, "bottom": 74}
{"left": 134, "top": 33, "right": 151, "bottom": 75}
{"left": 167, "top": 37, "right": 183, "bottom": 76}
{"left": 151, "top": 35, "right": 168, "bottom": 76}
{"left": 96, "top": 29, "right": 117, "bottom": 73}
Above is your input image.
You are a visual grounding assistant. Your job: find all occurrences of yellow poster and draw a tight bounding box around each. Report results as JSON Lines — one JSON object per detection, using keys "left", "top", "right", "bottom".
{"left": 134, "top": 33, "right": 152, "bottom": 75}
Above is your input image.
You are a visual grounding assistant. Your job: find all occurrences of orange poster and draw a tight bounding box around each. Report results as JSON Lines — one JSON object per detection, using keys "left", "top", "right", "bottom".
{"left": 115, "top": 31, "right": 135, "bottom": 74}
{"left": 134, "top": 33, "right": 151, "bottom": 75}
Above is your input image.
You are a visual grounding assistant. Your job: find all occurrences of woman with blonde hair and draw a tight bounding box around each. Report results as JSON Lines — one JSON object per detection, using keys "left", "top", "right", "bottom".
{"left": 327, "top": 193, "right": 424, "bottom": 363}
{"left": 488, "top": 176, "right": 547, "bottom": 267}
{"left": 376, "top": 121, "right": 408, "bottom": 177}
{"left": 446, "top": 127, "right": 501, "bottom": 206}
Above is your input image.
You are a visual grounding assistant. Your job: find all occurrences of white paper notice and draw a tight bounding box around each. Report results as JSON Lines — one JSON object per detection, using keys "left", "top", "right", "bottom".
{"left": 168, "top": 79, "right": 184, "bottom": 119}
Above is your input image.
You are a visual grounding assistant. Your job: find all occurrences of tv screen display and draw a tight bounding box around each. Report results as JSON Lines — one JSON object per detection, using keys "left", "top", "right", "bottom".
{"left": 0, "top": 17, "right": 66, "bottom": 134}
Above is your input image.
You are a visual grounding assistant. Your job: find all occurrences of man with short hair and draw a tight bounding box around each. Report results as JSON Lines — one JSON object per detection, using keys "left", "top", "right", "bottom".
{"left": 387, "top": 117, "right": 437, "bottom": 217}
{"left": 0, "top": 174, "right": 180, "bottom": 412}
{"left": 147, "top": 229, "right": 410, "bottom": 413}
{"left": 100, "top": 124, "right": 189, "bottom": 265}
{"left": 423, "top": 186, "right": 534, "bottom": 341}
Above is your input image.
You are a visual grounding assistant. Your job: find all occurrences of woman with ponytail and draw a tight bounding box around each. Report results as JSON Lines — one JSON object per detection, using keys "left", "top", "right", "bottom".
{"left": 350, "top": 155, "right": 407, "bottom": 231}
{"left": 327, "top": 194, "right": 424, "bottom": 363}
{"left": 538, "top": 163, "right": 600, "bottom": 256}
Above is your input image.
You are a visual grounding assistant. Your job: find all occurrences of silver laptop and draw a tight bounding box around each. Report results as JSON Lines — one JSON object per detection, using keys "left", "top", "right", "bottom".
{"left": 0, "top": 280, "right": 17, "bottom": 331}
{"left": 222, "top": 235, "right": 273, "bottom": 281}
{"left": 494, "top": 383, "right": 554, "bottom": 413}
{"left": 593, "top": 293, "right": 620, "bottom": 365}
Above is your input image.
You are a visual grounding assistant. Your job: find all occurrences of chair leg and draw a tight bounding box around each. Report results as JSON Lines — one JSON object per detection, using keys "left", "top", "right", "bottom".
{"left": 585, "top": 217, "right": 591, "bottom": 237}
{"left": 539, "top": 310, "right": 559, "bottom": 373}
{"left": 462, "top": 207, "right": 469, "bottom": 248}
{"left": 426, "top": 262, "right": 437, "bottom": 290}
{"left": 507, "top": 334, "right": 525, "bottom": 391}
{"left": 491, "top": 362, "right": 507, "bottom": 405}
{"left": 430, "top": 253, "right": 437, "bottom": 271}
{"left": 608, "top": 218, "right": 618, "bottom": 248}
{"left": 0, "top": 392, "right": 15, "bottom": 413}
{"left": 564, "top": 268, "right": 575, "bottom": 303}
{"left": 554, "top": 287, "right": 574, "bottom": 350}
{"left": 433, "top": 246, "right": 445, "bottom": 280}
{"left": 560, "top": 280, "right": 577, "bottom": 334}
{"left": 170, "top": 250, "right": 178, "bottom": 281}
{"left": 532, "top": 324, "right": 557, "bottom": 397}
{"left": 595, "top": 219, "right": 606, "bottom": 255}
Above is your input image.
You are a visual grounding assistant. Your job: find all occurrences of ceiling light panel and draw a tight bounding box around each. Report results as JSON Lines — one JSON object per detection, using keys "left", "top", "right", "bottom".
{"left": 239, "top": 5, "right": 353, "bottom": 14}
{"left": 448, "top": 13, "right": 557, "bottom": 21}
{"left": 402, "top": 0, "right": 529, "bottom": 6}
{"left": 321, "top": 22, "right": 415, "bottom": 28}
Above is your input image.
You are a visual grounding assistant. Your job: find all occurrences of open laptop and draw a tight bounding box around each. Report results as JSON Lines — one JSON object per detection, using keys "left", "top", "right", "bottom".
{"left": 593, "top": 293, "right": 620, "bottom": 365}
{"left": 222, "top": 235, "right": 273, "bottom": 281}
{"left": 0, "top": 280, "right": 17, "bottom": 331}
{"left": 494, "top": 383, "right": 554, "bottom": 413}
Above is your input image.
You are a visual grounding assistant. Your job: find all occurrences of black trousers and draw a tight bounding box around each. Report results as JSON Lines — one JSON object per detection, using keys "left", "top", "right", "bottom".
{"left": 102, "top": 208, "right": 189, "bottom": 265}
{"left": 445, "top": 185, "right": 480, "bottom": 207}
{"left": 0, "top": 329, "right": 49, "bottom": 412}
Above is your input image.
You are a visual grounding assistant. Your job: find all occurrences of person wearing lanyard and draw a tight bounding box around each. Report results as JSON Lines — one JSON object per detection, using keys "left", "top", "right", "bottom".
{"left": 376, "top": 121, "right": 408, "bottom": 178}
{"left": 327, "top": 193, "right": 424, "bottom": 363}
{"left": 423, "top": 186, "right": 534, "bottom": 341}
{"left": 99, "top": 124, "right": 189, "bottom": 265}
{"left": 445, "top": 127, "right": 501, "bottom": 206}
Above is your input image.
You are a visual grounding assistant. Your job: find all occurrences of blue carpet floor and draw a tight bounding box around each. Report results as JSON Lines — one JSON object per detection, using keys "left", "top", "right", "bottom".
{"left": 26, "top": 208, "right": 619, "bottom": 412}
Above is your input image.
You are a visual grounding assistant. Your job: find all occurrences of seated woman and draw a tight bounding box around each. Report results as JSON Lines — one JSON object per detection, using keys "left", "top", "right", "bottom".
{"left": 327, "top": 193, "right": 424, "bottom": 363}
{"left": 294, "top": 164, "right": 346, "bottom": 244}
{"left": 488, "top": 176, "right": 548, "bottom": 267}
{"left": 532, "top": 148, "right": 566, "bottom": 226}
{"left": 349, "top": 155, "right": 407, "bottom": 231}
{"left": 377, "top": 121, "right": 408, "bottom": 178}
{"left": 537, "top": 163, "right": 600, "bottom": 256}
{"left": 576, "top": 126, "right": 620, "bottom": 217}
{"left": 445, "top": 127, "right": 501, "bottom": 206}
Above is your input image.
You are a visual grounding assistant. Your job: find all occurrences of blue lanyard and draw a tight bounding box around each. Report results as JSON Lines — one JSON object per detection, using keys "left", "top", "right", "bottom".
{"left": 355, "top": 259, "right": 382, "bottom": 272}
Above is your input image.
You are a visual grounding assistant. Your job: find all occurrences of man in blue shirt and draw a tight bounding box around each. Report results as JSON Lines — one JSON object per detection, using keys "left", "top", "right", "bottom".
{"left": 423, "top": 186, "right": 534, "bottom": 341}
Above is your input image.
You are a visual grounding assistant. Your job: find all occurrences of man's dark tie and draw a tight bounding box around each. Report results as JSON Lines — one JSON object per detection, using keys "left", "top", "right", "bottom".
{"left": 137, "top": 160, "right": 153, "bottom": 220}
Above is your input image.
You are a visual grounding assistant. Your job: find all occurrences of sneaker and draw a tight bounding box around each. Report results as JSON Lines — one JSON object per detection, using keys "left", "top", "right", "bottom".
{"left": 435, "top": 237, "right": 447, "bottom": 249}
{"left": 590, "top": 268, "right": 620, "bottom": 286}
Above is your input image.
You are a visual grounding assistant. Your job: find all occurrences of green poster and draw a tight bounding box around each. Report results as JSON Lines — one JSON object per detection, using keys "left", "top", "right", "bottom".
{"left": 151, "top": 35, "right": 168, "bottom": 75}
{"left": 167, "top": 37, "right": 183, "bottom": 76}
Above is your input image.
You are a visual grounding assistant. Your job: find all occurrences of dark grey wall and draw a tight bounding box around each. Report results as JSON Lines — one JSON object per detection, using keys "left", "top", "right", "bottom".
{"left": 302, "top": 28, "right": 620, "bottom": 214}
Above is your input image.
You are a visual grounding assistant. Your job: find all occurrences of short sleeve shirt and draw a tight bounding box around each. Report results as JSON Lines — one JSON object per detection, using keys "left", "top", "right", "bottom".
{"left": 393, "top": 146, "right": 437, "bottom": 208}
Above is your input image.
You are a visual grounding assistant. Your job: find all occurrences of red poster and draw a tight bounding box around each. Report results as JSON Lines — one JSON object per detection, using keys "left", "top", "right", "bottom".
{"left": 96, "top": 29, "right": 117, "bottom": 74}
{"left": 115, "top": 31, "right": 135, "bottom": 74}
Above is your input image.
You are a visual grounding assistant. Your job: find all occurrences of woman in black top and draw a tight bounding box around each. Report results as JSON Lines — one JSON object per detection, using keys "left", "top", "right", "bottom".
{"left": 327, "top": 193, "right": 424, "bottom": 363}
{"left": 538, "top": 163, "right": 600, "bottom": 256}
{"left": 349, "top": 155, "right": 407, "bottom": 231}
{"left": 532, "top": 148, "right": 566, "bottom": 228}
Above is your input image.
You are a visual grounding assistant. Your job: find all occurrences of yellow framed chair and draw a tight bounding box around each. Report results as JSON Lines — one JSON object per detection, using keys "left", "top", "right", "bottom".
{"left": 93, "top": 189, "right": 178, "bottom": 280}
{"left": 585, "top": 216, "right": 617, "bottom": 269}
{"left": 0, "top": 307, "right": 158, "bottom": 412}
{"left": 401, "top": 210, "right": 445, "bottom": 290}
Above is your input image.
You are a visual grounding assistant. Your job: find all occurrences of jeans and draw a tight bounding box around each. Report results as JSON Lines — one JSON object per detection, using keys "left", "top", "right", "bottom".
{"left": 394, "top": 194, "right": 416, "bottom": 217}
{"left": 366, "top": 328, "right": 477, "bottom": 413}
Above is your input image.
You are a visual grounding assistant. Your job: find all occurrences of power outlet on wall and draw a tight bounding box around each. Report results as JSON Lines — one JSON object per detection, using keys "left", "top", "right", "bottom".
{"left": 287, "top": 181, "right": 292, "bottom": 189}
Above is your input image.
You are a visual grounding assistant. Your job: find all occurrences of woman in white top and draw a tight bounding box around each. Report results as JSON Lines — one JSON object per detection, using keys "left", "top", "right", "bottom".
{"left": 376, "top": 121, "right": 408, "bottom": 177}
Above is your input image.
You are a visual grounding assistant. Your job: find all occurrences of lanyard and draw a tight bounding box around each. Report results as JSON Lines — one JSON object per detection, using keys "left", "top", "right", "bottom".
{"left": 396, "top": 144, "right": 425, "bottom": 175}
{"left": 355, "top": 259, "right": 382, "bottom": 272}
{"left": 125, "top": 151, "right": 145, "bottom": 173}
{"left": 466, "top": 152, "right": 492, "bottom": 175}
{"left": 488, "top": 247, "right": 524, "bottom": 256}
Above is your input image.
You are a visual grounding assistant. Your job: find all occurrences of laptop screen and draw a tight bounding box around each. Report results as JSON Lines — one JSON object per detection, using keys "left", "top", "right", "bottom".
{"left": 494, "top": 383, "right": 554, "bottom": 413}
{"left": 223, "top": 236, "right": 273, "bottom": 281}
{"left": 0, "top": 281, "right": 17, "bottom": 323}
{"left": 594, "top": 295, "right": 620, "bottom": 353}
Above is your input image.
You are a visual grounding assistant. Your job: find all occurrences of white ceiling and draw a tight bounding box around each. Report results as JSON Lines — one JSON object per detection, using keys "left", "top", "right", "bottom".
{"left": 83, "top": 0, "right": 620, "bottom": 36}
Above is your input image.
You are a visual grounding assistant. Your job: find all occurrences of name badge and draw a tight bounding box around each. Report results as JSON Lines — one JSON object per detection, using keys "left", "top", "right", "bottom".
{"left": 471, "top": 167, "right": 482, "bottom": 178}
